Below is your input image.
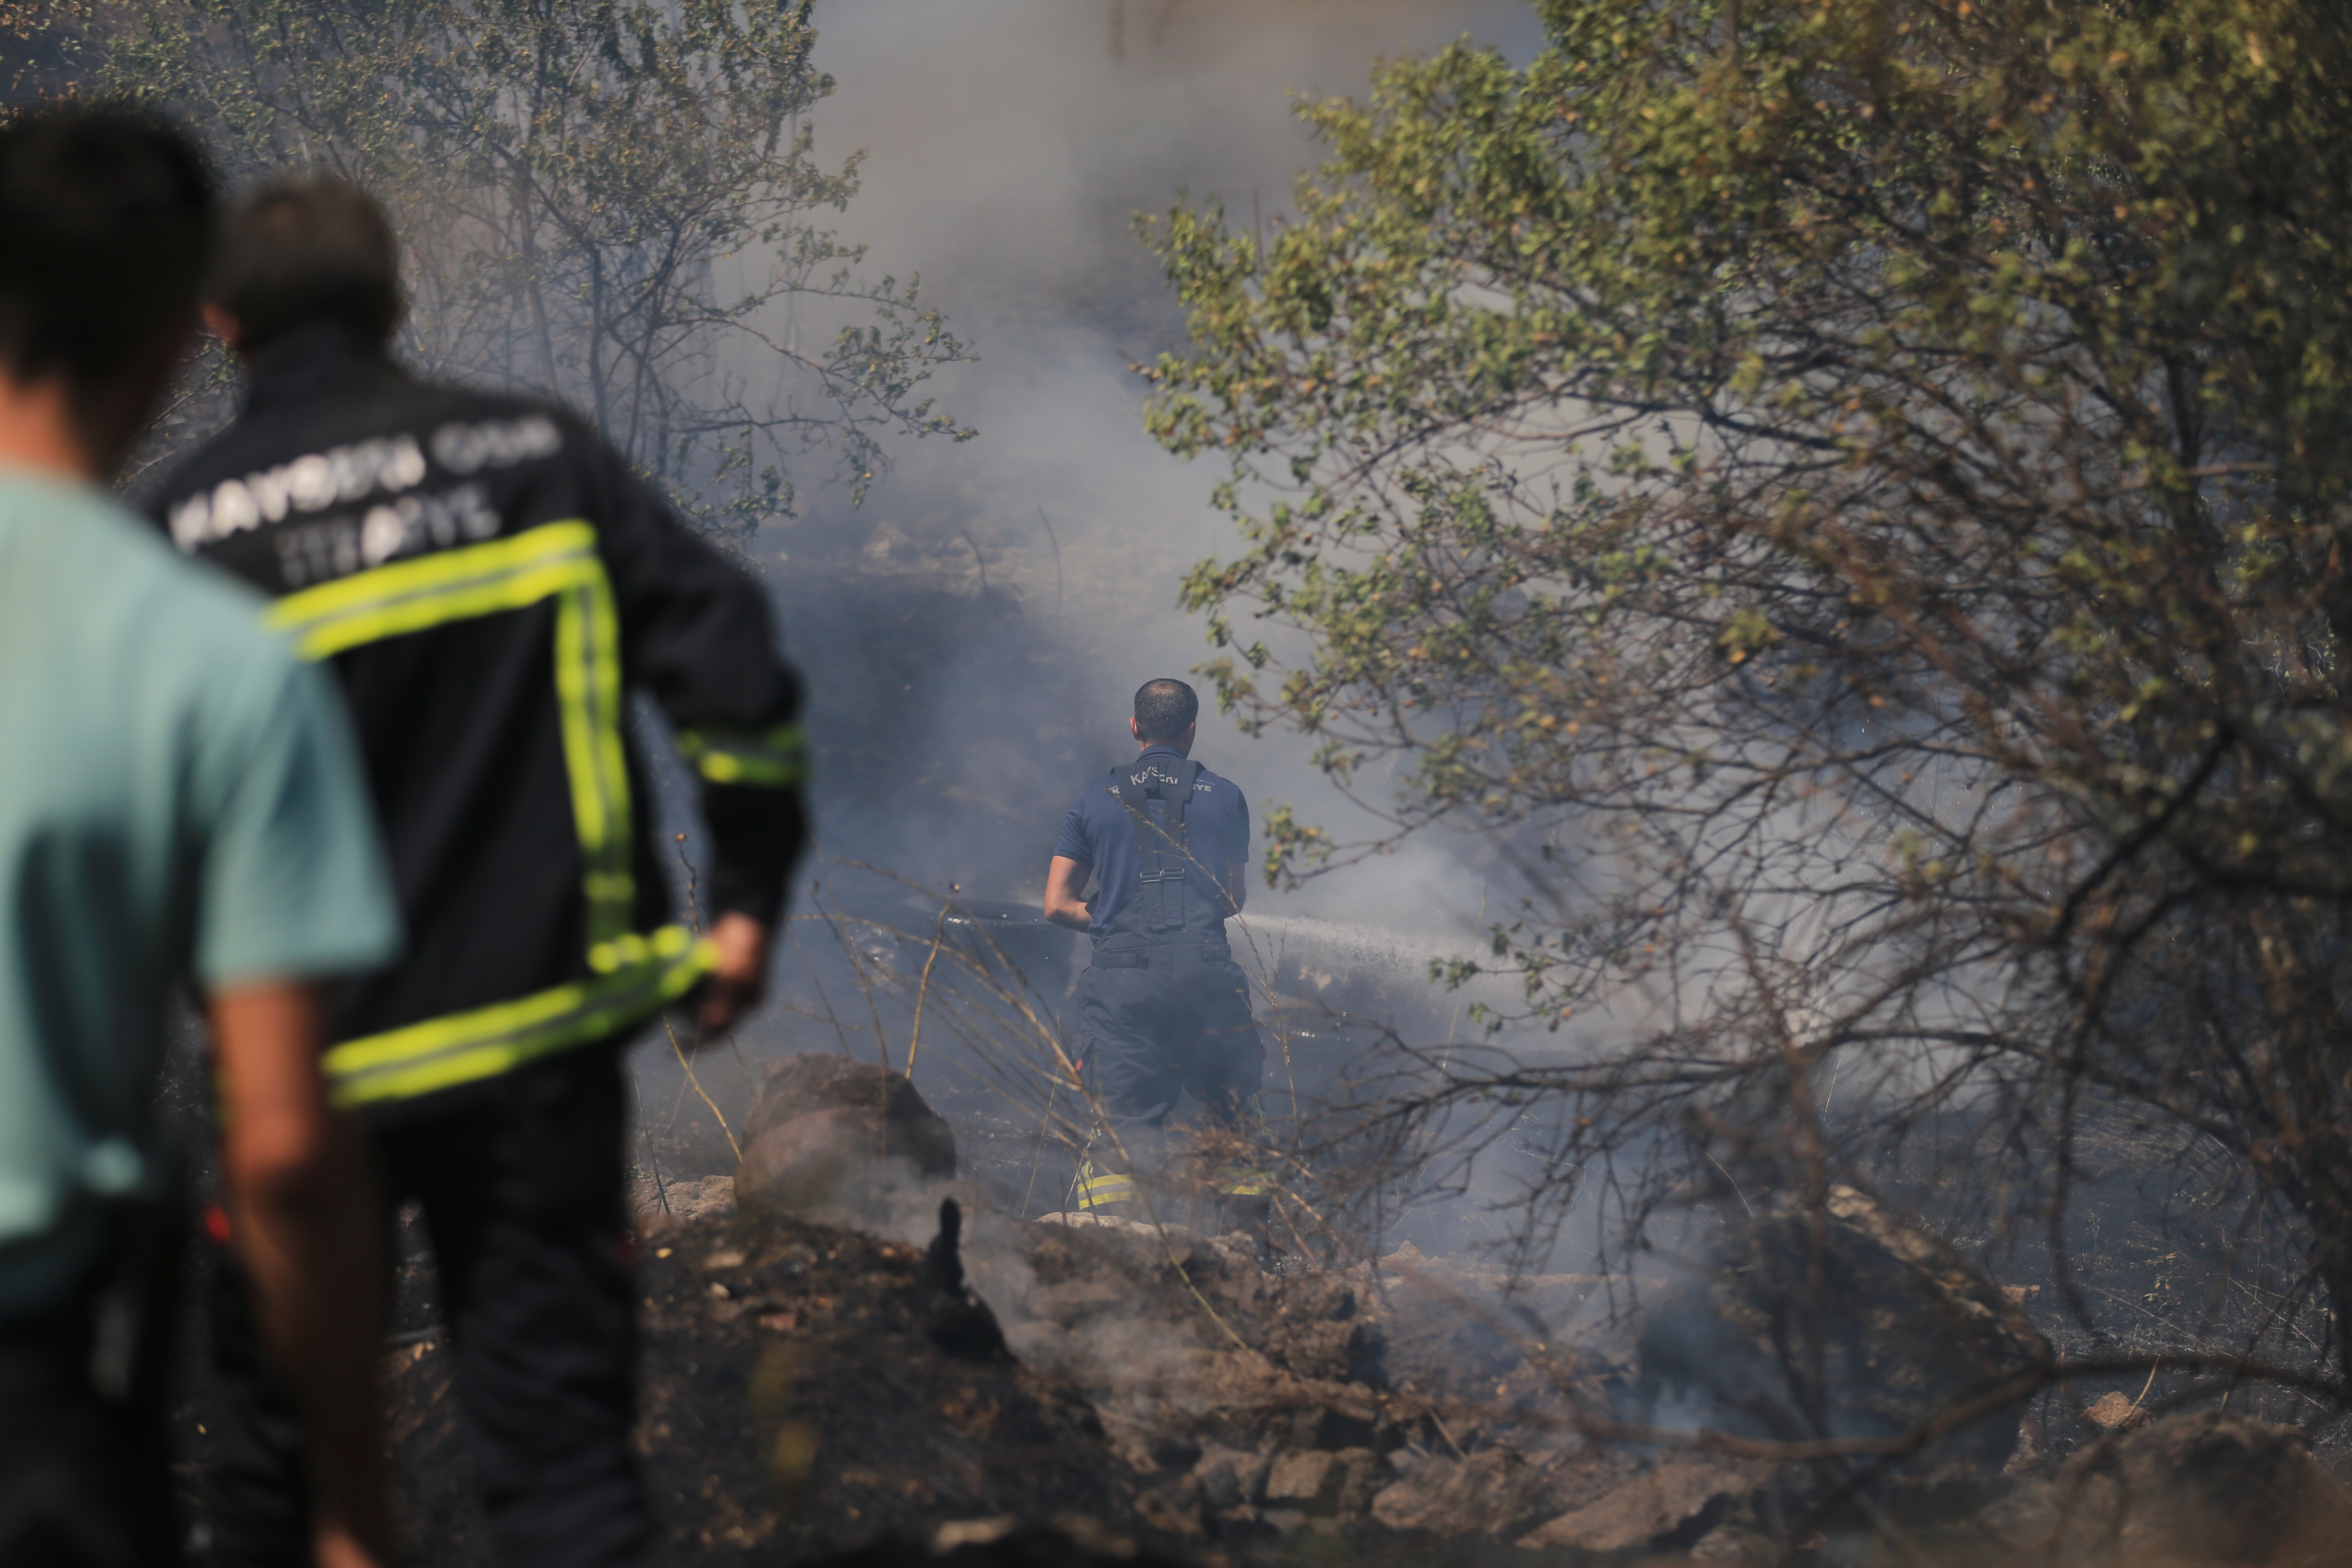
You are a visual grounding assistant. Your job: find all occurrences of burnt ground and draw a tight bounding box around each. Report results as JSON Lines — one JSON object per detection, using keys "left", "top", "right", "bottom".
{"left": 176, "top": 1204, "right": 1148, "bottom": 1567}
{"left": 169, "top": 1174, "right": 2352, "bottom": 1568}
{"left": 158, "top": 1002, "right": 2352, "bottom": 1568}
{"left": 172, "top": 1186, "right": 1639, "bottom": 1568}
{"left": 374, "top": 1210, "right": 1146, "bottom": 1567}
{"left": 322, "top": 1203, "right": 1627, "bottom": 1568}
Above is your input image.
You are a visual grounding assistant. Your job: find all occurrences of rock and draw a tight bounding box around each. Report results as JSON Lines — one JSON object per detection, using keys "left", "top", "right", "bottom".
{"left": 1191, "top": 1445, "right": 1271, "bottom": 1510}
{"left": 1688, "top": 1520, "right": 1778, "bottom": 1563}
{"left": 631, "top": 1172, "right": 735, "bottom": 1227}
{"left": 1519, "top": 1453, "right": 1773, "bottom": 1554}
{"left": 1260, "top": 1448, "right": 1338, "bottom": 1509}
{"left": 1035, "top": 1211, "right": 1206, "bottom": 1247}
{"left": 1254, "top": 1272, "right": 1380, "bottom": 1387}
{"left": 1371, "top": 1274, "right": 1524, "bottom": 1403}
{"left": 1330, "top": 1448, "right": 1387, "bottom": 1516}
{"left": 734, "top": 1054, "right": 956, "bottom": 1216}
{"left": 1634, "top": 1185, "right": 2048, "bottom": 1471}
{"left": 1986, "top": 1411, "right": 2352, "bottom": 1566}
{"left": 1370, "top": 1447, "right": 1564, "bottom": 1540}
{"left": 1261, "top": 1447, "right": 1383, "bottom": 1517}
{"left": 1009, "top": 1217, "right": 1396, "bottom": 1453}
{"left": 2080, "top": 1390, "right": 2149, "bottom": 1431}
{"left": 1373, "top": 1246, "right": 1651, "bottom": 1418}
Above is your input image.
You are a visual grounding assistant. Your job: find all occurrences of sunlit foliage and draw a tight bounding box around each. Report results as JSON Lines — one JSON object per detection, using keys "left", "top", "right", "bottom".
{"left": 1147, "top": 0, "right": 2352, "bottom": 1381}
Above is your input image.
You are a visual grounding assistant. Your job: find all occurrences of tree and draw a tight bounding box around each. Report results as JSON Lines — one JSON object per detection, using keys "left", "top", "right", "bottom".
{"left": 1145, "top": 0, "right": 2352, "bottom": 1393}
{"left": 84, "top": 0, "right": 973, "bottom": 534}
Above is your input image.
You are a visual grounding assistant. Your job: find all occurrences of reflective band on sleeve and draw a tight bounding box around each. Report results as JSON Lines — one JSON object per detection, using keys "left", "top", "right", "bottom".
{"left": 674, "top": 723, "right": 807, "bottom": 788}
{"left": 325, "top": 924, "right": 713, "bottom": 1109}
{"left": 266, "top": 519, "right": 639, "bottom": 956}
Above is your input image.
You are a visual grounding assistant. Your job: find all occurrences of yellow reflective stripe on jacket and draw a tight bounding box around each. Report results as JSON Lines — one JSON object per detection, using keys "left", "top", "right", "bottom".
{"left": 264, "top": 521, "right": 599, "bottom": 659}
{"left": 1213, "top": 1166, "right": 1273, "bottom": 1197}
{"left": 269, "top": 520, "right": 684, "bottom": 1107}
{"left": 325, "top": 925, "right": 713, "bottom": 1109}
{"left": 674, "top": 722, "right": 807, "bottom": 787}
{"left": 551, "top": 564, "right": 632, "bottom": 950}
{"left": 1075, "top": 1162, "right": 1137, "bottom": 1209}
{"left": 265, "top": 520, "right": 638, "bottom": 954}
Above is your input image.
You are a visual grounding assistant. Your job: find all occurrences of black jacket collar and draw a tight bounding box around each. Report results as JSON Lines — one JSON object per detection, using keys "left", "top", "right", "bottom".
{"left": 241, "top": 321, "right": 407, "bottom": 417}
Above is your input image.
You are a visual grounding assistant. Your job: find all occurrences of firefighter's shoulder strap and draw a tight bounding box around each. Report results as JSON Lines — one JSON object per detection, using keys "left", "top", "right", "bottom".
{"left": 1105, "top": 755, "right": 1202, "bottom": 934}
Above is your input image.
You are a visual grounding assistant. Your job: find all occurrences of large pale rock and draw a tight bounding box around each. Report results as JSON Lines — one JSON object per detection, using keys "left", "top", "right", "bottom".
{"left": 1520, "top": 1454, "right": 1774, "bottom": 1553}
{"left": 733, "top": 1054, "right": 956, "bottom": 1216}
{"left": 629, "top": 1172, "right": 734, "bottom": 1229}
{"left": 1634, "top": 1185, "right": 2048, "bottom": 1471}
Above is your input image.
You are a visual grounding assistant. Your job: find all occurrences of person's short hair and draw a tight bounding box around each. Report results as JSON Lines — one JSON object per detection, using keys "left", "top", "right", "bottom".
{"left": 0, "top": 106, "right": 213, "bottom": 409}
{"left": 1133, "top": 678, "right": 1200, "bottom": 745}
{"left": 208, "top": 175, "right": 401, "bottom": 353}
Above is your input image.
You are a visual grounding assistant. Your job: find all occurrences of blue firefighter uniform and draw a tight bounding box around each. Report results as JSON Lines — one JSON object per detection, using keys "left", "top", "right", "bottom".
{"left": 1054, "top": 745, "right": 1267, "bottom": 1212}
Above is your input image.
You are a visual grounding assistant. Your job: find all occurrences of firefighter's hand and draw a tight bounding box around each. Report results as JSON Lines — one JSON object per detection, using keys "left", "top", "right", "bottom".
{"left": 698, "top": 911, "right": 771, "bottom": 1038}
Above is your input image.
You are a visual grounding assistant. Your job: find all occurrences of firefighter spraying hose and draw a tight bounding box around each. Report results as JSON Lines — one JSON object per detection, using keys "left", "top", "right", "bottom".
{"left": 1043, "top": 679, "right": 1272, "bottom": 1231}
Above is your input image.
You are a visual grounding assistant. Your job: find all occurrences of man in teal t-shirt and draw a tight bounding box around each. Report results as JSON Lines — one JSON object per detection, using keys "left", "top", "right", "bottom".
{"left": 0, "top": 110, "right": 402, "bottom": 1568}
{"left": 0, "top": 481, "right": 399, "bottom": 1300}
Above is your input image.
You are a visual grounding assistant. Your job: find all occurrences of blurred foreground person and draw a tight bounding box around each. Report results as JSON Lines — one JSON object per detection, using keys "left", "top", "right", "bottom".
{"left": 1042, "top": 680, "right": 1269, "bottom": 1225}
{"left": 0, "top": 112, "right": 401, "bottom": 1567}
{"left": 149, "top": 176, "right": 808, "bottom": 1568}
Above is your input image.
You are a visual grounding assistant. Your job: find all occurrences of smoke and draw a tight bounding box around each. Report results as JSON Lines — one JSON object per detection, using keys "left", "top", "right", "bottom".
{"left": 461, "top": 0, "right": 2352, "bottom": 1494}
{"left": 754, "top": 0, "right": 1543, "bottom": 927}
{"left": 622, "top": 0, "right": 1634, "bottom": 1269}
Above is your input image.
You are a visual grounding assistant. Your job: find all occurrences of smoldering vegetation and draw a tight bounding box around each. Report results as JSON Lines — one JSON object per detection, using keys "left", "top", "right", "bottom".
{"left": 568, "top": 861, "right": 2352, "bottom": 1566}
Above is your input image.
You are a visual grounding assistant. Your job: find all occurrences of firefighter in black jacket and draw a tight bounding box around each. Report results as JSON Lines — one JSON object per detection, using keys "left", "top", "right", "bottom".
{"left": 147, "top": 178, "right": 806, "bottom": 1568}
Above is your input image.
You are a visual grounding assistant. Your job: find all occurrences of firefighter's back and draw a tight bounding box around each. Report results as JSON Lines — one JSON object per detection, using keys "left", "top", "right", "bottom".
{"left": 157, "top": 342, "right": 671, "bottom": 1047}
{"left": 144, "top": 175, "right": 804, "bottom": 1568}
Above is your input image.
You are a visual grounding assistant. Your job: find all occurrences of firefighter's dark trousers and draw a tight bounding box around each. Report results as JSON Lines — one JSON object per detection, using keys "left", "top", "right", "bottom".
{"left": 0, "top": 1297, "right": 177, "bottom": 1567}
{"left": 206, "top": 1048, "right": 647, "bottom": 1568}
{"left": 1073, "top": 940, "right": 1264, "bottom": 1203}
